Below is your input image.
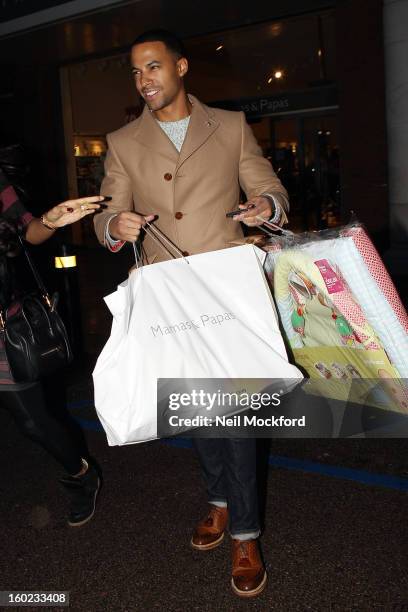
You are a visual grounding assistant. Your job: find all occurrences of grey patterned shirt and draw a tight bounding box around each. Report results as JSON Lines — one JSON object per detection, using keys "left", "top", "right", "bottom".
{"left": 157, "top": 116, "right": 191, "bottom": 152}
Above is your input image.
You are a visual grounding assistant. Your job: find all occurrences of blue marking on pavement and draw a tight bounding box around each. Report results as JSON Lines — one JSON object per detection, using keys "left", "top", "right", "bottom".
{"left": 163, "top": 437, "right": 408, "bottom": 492}
{"left": 163, "top": 437, "right": 194, "bottom": 450}
{"left": 266, "top": 454, "right": 408, "bottom": 492}
{"left": 67, "top": 399, "right": 95, "bottom": 411}
{"left": 66, "top": 403, "right": 408, "bottom": 492}
{"left": 71, "top": 417, "right": 104, "bottom": 432}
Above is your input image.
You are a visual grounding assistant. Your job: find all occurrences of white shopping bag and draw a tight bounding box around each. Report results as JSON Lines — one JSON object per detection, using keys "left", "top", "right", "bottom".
{"left": 93, "top": 244, "right": 303, "bottom": 445}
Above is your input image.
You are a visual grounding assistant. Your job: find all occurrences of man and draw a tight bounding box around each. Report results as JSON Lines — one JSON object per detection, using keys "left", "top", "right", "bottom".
{"left": 94, "top": 29, "right": 289, "bottom": 598}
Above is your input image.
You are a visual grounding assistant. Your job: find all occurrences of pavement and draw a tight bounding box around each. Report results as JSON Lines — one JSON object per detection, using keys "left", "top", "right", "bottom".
{"left": 0, "top": 244, "right": 407, "bottom": 611}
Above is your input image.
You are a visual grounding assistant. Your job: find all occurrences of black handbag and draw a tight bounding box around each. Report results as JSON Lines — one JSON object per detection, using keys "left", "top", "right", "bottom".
{"left": 0, "top": 235, "right": 73, "bottom": 383}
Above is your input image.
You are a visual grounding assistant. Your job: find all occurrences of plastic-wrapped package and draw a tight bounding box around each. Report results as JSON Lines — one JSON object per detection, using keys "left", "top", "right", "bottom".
{"left": 263, "top": 223, "right": 408, "bottom": 413}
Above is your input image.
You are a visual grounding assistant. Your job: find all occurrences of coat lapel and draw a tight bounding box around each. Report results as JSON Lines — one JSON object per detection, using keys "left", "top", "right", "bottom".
{"left": 132, "top": 104, "right": 179, "bottom": 164}
{"left": 131, "top": 95, "right": 219, "bottom": 168}
{"left": 177, "top": 95, "right": 219, "bottom": 171}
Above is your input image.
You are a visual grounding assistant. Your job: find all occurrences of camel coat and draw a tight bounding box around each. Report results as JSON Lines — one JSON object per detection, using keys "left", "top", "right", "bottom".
{"left": 94, "top": 95, "right": 288, "bottom": 263}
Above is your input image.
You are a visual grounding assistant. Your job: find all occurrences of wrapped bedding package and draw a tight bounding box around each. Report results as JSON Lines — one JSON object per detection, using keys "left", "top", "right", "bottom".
{"left": 263, "top": 223, "right": 408, "bottom": 413}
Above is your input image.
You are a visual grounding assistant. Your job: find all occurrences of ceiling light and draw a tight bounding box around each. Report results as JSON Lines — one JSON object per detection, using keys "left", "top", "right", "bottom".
{"left": 270, "top": 23, "right": 283, "bottom": 37}
{"left": 216, "top": 44, "right": 223, "bottom": 51}
{"left": 274, "top": 70, "right": 283, "bottom": 79}
{"left": 267, "top": 77, "right": 273, "bottom": 84}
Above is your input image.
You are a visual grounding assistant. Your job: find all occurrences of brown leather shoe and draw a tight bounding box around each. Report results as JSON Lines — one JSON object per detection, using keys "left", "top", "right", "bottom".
{"left": 191, "top": 505, "right": 228, "bottom": 551}
{"left": 231, "top": 539, "right": 267, "bottom": 598}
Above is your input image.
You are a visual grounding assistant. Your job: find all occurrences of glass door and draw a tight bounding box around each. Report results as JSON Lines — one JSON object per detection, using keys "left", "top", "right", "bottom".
{"left": 251, "top": 113, "right": 340, "bottom": 231}
{"left": 300, "top": 115, "right": 340, "bottom": 230}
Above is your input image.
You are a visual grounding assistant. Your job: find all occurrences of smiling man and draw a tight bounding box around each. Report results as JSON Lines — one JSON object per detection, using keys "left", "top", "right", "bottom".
{"left": 94, "top": 29, "right": 289, "bottom": 598}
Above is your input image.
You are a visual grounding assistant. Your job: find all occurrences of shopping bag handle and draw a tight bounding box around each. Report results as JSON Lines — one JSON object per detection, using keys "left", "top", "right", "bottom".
{"left": 141, "top": 220, "right": 189, "bottom": 264}
{"left": 255, "top": 216, "right": 294, "bottom": 238}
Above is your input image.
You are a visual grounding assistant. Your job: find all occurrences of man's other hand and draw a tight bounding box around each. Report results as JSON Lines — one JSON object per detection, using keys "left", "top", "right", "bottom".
{"left": 232, "top": 196, "right": 272, "bottom": 227}
{"left": 109, "top": 212, "right": 155, "bottom": 242}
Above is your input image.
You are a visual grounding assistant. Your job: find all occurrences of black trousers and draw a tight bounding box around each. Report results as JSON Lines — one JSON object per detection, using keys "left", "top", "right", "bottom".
{"left": 1, "top": 383, "right": 83, "bottom": 475}
{"left": 193, "top": 438, "right": 260, "bottom": 536}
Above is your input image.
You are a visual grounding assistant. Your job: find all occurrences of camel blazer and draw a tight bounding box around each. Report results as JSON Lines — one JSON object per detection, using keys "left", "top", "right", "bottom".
{"left": 94, "top": 95, "right": 288, "bottom": 263}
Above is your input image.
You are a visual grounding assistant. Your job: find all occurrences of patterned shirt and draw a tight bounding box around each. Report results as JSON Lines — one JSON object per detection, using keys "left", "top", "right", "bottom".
{"left": 157, "top": 116, "right": 190, "bottom": 152}
{"left": 0, "top": 168, "right": 33, "bottom": 387}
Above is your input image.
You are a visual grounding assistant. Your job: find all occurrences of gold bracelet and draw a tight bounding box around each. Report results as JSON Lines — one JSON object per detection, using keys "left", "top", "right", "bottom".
{"left": 40, "top": 214, "right": 57, "bottom": 231}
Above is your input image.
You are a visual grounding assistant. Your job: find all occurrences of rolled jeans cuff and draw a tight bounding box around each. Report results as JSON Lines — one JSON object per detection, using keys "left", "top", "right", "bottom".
{"left": 230, "top": 530, "right": 261, "bottom": 541}
{"left": 209, "top": 500, "right": 227, "bottom": 508}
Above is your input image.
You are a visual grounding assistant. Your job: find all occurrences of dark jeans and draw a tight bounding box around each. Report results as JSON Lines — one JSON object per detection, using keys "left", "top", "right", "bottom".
{"left": 193, "top": 438, "right": 260, "bottom": 536}
{"left": 1, "top": 382, "right": 83, "bottom": 475}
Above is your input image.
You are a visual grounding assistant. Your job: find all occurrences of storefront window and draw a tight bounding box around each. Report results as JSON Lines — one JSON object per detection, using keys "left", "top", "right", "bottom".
{"left": 249, "top": 113, "right": 339, "bottom": 232}
{"left": 184, "top": 12, "right": 336, "bottom": 102}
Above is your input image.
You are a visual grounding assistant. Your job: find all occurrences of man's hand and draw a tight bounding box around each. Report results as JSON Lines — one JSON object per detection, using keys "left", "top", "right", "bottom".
{"left": 109, "top": 212, "right": 155, "bottom": 242}
{"left": 231, "top": 196, "right": 272, "bottom": 227}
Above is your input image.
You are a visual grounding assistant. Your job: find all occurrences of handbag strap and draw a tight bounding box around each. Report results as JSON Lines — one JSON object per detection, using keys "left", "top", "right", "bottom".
{"left": 17, "top": 234, "right": 52, "bottom": 308}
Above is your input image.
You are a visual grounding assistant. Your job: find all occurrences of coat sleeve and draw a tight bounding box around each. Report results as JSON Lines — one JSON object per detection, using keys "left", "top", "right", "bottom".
{"left": 93, "top": 133, "right": 134, "bottom": 247}
{"left": 238, "top": 112, "right": 289, "bottom": 224}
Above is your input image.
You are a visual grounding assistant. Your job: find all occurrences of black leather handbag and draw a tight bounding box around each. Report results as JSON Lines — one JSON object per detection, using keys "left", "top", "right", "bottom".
{"left": 0, "top": 235, "right": 73, "bottom": 383}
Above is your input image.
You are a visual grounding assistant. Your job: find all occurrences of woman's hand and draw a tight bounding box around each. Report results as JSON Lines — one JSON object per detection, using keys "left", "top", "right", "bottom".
{"left": 43, "top": 195, "right": 105, "bottom": 228}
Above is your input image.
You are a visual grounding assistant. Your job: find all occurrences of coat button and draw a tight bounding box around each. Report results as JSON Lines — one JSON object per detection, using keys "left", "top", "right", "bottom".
{"left": 164, "top": 172, "right": 172, "bottom": 181}
{"left": 175, "top": 212, "right": 183, "bottom": 220}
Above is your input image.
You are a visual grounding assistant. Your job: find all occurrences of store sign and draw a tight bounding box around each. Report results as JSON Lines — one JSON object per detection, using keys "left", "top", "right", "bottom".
{"left": 240, "top": 97, "right": 291, "bottom": 115}
{"left": 212, "top": 86, "right": 338, "bottom": 118}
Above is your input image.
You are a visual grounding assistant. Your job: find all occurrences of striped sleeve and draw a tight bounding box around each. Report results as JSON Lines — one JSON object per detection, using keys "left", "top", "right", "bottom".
{"left": 0, "top": 169, "right": 33, "bottom": 228}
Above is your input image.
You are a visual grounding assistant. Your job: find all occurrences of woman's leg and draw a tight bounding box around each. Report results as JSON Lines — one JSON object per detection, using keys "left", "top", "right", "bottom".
{"left": 2, "top": 383, "right": 82, "bottom": 475}
{"left": 2, "top": 383, "right": 100, "bottom": 526}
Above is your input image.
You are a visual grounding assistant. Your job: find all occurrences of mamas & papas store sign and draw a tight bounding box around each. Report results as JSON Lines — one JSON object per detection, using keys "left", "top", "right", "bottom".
{"left": 213, "top": 86, "right": 338, "bottom": 118}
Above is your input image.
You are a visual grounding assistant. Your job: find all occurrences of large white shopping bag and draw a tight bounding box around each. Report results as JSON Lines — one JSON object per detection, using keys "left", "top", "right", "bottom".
{"left": 93, "top": 245, "right": 303, "bottom": 445}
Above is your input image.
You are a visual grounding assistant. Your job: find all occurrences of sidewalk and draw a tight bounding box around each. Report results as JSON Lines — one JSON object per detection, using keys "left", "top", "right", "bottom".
{"left": 1, "top": 368, "right": 407, "bottom": 611}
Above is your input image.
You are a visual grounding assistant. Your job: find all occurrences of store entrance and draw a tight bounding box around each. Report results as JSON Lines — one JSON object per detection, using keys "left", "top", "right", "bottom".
{"left": 251, "top": 112, "right": 340, "bottom": 231}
